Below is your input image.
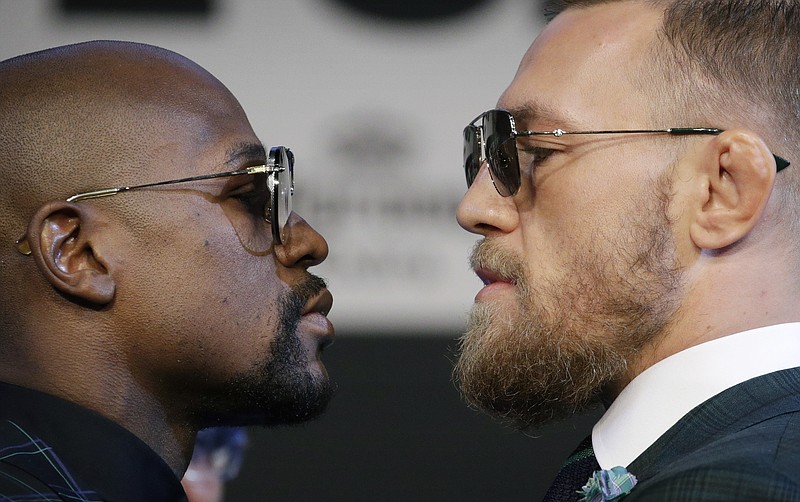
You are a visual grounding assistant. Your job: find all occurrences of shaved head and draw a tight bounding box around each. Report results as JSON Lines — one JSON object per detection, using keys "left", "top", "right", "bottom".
{"left": 0, "top": 41, "right": 244, "bottom": 231}
{"left": 0, "top": 41, "right": 252, "bottom": 349}
{"left": 0, "top": 41, "right": 335, "bottom": 482}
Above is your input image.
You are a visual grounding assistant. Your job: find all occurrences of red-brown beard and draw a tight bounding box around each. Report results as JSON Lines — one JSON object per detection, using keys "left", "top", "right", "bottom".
{"left": 454, "top": 178, "right": 683, "bottom": 429}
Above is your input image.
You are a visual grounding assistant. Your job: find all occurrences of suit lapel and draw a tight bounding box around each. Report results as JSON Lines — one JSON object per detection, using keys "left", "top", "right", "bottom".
{"left": 628, "top": 366, "right": 800, "bottom": 482}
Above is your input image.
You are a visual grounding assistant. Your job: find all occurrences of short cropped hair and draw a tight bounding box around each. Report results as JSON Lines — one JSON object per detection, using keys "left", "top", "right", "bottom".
{"left": 546, "top": 0, "right": 800, "bottom": 234}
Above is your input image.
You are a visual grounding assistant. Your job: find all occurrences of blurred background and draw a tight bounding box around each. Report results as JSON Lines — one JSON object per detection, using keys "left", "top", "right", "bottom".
{"left": 0, "top": 1, "right": 599, "bottom": 500}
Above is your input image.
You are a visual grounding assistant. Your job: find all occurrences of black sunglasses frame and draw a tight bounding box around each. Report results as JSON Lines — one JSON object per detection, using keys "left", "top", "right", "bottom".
{"left": 464, "top": 109, "right": 791, "bottom": 197}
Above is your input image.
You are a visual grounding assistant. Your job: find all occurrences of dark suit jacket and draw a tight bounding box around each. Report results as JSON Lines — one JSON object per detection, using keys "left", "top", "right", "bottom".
{"left": 0, "top": 382, "right": 186, "bottom": 501}
{"left": 623, "top": 367, "right": 800, "bottom": 500}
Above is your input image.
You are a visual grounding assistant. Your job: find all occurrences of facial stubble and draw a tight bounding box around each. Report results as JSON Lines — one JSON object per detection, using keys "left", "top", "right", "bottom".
{"left": 225, "top": 274, "right": 334, "bottom": 425}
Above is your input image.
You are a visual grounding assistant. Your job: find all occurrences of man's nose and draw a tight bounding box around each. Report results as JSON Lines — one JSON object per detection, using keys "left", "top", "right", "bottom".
{"left": 456, "top": 162, "right": 519, "bottom": 237}
{"left": 274, "top": 212, "right": 329, "bottom": 269}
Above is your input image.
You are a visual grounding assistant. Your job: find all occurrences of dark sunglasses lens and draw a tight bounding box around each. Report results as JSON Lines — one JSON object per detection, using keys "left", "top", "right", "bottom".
{"left": 463, "top": 125, "right": 481, "bottom": 187}
{"left": 277, "top": 150, "right": 293, "bottom": 232}
{"left": 266, "top": 146, "right": 294, "bottom": 244}
{"left": 484, "top": 110, "right": 521, "bottom": 196}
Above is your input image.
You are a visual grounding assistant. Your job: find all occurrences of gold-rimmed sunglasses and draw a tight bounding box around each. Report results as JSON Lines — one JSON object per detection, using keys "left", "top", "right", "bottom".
{"left": 16, "top": 145, "right": 294, "bottom": 255}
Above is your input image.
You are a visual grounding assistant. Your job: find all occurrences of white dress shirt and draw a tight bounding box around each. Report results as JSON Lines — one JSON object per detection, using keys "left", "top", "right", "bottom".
{"left": 592, "top": 322, "right": 800, "bottom": 469}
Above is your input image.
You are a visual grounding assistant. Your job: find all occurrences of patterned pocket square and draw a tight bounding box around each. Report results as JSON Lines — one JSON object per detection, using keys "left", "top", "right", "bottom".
{"left": 580, "top": 466, "right": 638, "bottom": 501}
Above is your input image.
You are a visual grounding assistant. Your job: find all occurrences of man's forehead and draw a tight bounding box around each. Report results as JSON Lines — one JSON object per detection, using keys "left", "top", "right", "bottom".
{"left": 134, "top": 97, "right": 260, "bottom": 178}
{"left": 543, "top": 1, "right": 664, "bottom": 41}
{"left": 499, "top": 2, "right": 663, "bottom": 129}
{"left": 518, "top": 2, "right": 663, "bottom": 75}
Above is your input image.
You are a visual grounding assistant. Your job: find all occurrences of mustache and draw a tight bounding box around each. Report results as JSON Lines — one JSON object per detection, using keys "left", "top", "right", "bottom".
{"left": 279, "top": 273, "right": 328, "bottom": 337}
{"left": 469, "top": 239, "right": 527, "bottom": 285}
{"left": 283, "top": 273, "right": 328, "bottom": 318}
{"left": 291, "top": 273, "right": 328, "bottom": 303}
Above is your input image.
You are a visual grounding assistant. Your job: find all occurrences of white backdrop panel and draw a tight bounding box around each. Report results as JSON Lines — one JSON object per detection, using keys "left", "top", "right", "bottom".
{"left": 0, "top": 0, "right": 544, "bottom": 333}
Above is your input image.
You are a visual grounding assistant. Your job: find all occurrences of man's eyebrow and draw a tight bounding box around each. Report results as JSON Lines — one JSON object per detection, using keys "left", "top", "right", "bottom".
{"left": 505, "top": 102, "right": 582, "bottom": 132}
{"left": 224, "top": 142, "right": 267, "bottom": 167}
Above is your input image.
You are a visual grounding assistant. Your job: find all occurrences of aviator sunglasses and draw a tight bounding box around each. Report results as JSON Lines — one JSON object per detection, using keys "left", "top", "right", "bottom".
{"left": 16, "top": 146, "right": 294, "bottom": 255}
{"left": 464, "top": 109, "right": 791, "bottom": 197}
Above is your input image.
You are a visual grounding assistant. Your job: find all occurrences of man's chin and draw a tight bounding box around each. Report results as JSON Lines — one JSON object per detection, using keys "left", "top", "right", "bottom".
{"left": 453, "top": 303, "right": 614, "bottom": 431}
{"left": 262, "top": 379, "right": 335, "bottom": 426}
{"left": 464, "top": 387, "right": 600, "bottom": 431}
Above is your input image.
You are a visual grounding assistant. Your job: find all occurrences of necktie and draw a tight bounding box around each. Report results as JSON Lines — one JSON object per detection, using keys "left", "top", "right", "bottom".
{"left": 541, "top": 434, "right": 600, "bottom": 502}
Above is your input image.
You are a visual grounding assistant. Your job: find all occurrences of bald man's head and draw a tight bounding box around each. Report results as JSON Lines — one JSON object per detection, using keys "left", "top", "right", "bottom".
{"left": 0, "top": 41, "right": 246, "bottom": 234}
{"left": 0, "top": 41, "right": 335, "bottom": 478}
{"left": 0, "top": 40, "right": 256, "bottom": 357}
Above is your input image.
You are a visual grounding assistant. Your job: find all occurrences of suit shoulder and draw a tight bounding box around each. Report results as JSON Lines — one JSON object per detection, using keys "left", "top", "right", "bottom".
{"left": 625, "top": 411, "right": 800, "bottom": 500}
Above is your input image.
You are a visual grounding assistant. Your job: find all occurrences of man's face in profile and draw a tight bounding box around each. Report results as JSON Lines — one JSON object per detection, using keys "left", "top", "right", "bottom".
{"left": 99, "top": 56, "right": 335, "bottom": 427}
{"left": 454, "top": 3, "right": 684, "bottom": 428}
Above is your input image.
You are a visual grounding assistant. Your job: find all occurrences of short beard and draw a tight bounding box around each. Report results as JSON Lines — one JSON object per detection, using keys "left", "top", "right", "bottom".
{"left": 454, "top": 178, "right": 682, "bottom": 430}
{"left": 214, "top": 274, "right": 334, "bottom": 426}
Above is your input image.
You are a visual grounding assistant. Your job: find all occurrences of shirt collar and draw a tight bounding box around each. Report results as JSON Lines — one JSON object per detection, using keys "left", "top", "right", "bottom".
{"left": 592, "top": 322, "right": 800, "bottom": 469}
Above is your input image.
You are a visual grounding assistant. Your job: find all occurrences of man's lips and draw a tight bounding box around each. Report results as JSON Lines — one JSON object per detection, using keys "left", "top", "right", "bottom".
{"left": 301, "top": 289, "right": 335, "bottom": 349}
{"left": 475, "top": 268, "right": 514, "bottom": 286}
{"left": 302, "top": 288, "right": 333, "bottom": 317}
{"left": 474, "top": 268, "right": 515, "bottom": 302}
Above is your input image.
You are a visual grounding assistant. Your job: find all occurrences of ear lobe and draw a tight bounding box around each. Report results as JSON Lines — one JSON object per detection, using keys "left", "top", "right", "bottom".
{"left": 689, "top": 130, "right": 776, "bottom": 250}
{"left": 26, "top": 201, "right": 115, "bottom": 305}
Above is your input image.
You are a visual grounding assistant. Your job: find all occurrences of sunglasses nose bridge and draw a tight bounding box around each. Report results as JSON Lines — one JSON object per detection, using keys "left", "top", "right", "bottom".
{"left": 468, "top": 159, "right": 497, "bottom": 193}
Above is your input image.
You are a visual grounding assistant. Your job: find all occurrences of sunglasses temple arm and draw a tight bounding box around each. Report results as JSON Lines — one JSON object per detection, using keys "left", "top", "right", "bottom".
{"left": 515, "top": 127, "right": 790, "bottom": 172}
{"left": 773, "top": 155, "right": 791, "bottom": 171}
{"left": 668, "top": 128, "right": 789, "bottom": 171}
{"left": 65, "top": 166, "right": 280, "bottom": 203}
{"left": 667, "top": 128, "right": 790, "bottom": 171}
{"left": 66, "top": 187, "right": 129, "bottom": 202}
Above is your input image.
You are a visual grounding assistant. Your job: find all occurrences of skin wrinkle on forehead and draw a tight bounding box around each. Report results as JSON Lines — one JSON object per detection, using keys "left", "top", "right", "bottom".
{"left": 224, "top": 143, "right": 267, "bottom": 169}
{"left": 0, "top": 89, "right": 240, "bottom": 230}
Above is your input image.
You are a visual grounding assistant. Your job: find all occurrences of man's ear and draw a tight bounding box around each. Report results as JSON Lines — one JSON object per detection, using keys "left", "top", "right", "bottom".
{"left": 26, "top": 201, "right": 115, "bottom": 305}
{"left": 688, "top": 130, "right": 777, "bottom": 250}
